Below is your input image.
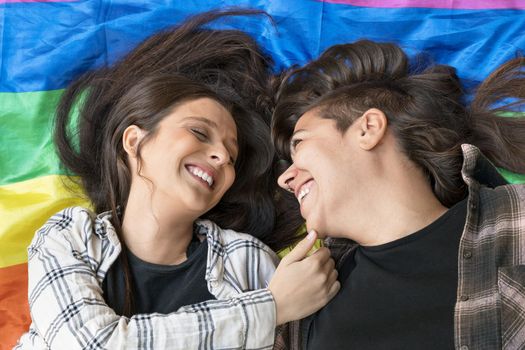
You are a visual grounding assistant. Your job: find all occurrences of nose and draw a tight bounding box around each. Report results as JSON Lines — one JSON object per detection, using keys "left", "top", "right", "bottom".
{"left": 209, "top": 142, "right": 231, "bottom": 166}
{"left": 277, "top": 163, "right": 298, "bottom": 192}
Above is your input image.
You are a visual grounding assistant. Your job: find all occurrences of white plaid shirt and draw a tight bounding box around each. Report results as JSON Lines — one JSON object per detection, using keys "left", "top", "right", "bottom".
{"left": 15, "top": 207, "right": 280, "bottom": 349}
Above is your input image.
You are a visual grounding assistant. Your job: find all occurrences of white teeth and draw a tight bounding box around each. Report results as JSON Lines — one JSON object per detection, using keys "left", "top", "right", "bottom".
{"left": 202, "top": 174, "right": 213, "bottom": 187}
{"left": 298, "top": 187, "right": 310, "bottom": 203}
{"left": 189, "top": 166, "right": 214, "bottom": 187}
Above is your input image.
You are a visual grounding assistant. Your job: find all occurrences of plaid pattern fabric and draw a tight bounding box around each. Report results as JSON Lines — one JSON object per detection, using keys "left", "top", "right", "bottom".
{"left": 15, "top": 207, "right": 280, "bottom": 349}
{"left": 275, "top": 144, "right": 525, "bottom": 350}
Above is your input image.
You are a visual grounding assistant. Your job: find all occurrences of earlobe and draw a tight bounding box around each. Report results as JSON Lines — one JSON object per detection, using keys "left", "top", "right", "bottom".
{"left": 122, "top": 125, "right": 144, "bottom": 157}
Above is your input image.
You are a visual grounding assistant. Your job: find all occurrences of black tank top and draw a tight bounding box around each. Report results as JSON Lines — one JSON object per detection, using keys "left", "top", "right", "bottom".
{"left": 102, "top": 236, "right": 215, "bottom": 315}
{"left": 306, "top": 199, "right": 467, "bottom": 350}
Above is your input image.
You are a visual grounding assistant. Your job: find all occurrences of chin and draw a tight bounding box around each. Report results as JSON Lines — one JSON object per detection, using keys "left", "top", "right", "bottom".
{"left": 314, "top": 232, "right": 328, "bottom": 241}
{"left": 305, "top": 220, "right": 321, "bottom": 236}
{"left": 306, "top": 219, "right": 336, "bottom": 240}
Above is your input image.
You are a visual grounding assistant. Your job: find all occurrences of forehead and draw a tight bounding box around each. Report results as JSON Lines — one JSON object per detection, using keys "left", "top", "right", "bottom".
{"left": 295, "top": 109, "right": 319, "bottom": 131}
{"left": 167, "top": 97, "right": 237, "bottom": 137}
{"left": 294, "top": 108, "right": 337, "bottom": 135}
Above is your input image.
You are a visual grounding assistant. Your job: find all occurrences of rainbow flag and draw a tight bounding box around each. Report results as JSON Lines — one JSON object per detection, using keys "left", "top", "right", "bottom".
{"left": 1, "top": 1, "right": 524, "bottom": 348}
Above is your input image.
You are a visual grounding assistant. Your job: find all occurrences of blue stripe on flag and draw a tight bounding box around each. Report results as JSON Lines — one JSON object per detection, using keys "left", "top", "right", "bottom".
{"left": 1, "top": 1, "right": 524, "bottom": 92}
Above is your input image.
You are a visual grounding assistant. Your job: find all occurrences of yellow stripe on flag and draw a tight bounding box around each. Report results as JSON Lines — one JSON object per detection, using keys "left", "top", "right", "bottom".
{"left": 0, "top": 175, "right": 91, "bottom": 268}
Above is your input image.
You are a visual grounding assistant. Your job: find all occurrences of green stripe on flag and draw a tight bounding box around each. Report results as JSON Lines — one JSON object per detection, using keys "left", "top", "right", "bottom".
{"left": 0, "top": 91, "right": 524, "bottom": 188}
{"left": 498, "top": 168, "right": 525, "bottom": 184}
{"left": 0, "top": 90, "right": 68, "bottom": 186}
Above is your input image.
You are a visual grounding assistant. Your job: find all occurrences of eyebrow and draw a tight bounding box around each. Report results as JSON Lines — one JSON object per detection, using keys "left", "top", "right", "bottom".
{"left": 183, "top": 116, "right": 218, "bottom": 128}
{"left": 183, "top": 116, "right": 239, "bottom": 155}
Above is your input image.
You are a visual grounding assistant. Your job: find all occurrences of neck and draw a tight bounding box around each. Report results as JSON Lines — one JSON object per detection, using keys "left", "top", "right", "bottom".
{"left": 342, "top": 147, "right": 447, "bottom": 246}
{"left": 355, "top": 187, "right": 447, "bottom": 247}
{"left": 121, "top": 190, "right": 197, "bottom": 265}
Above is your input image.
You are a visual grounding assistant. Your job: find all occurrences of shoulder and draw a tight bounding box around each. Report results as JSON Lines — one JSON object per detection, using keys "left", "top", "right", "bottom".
{"left": 478, "top": 183, "right": 525, "bottom": 215}
{"left": 475, "top": 184, "right": 525, "bottom": 246}
{"left": 29, "top": 206, "right": 117, "bottom": 258}
{"left": 44, "top": 206, "right": 95, "bottom": 227}
{"left": 27, "top": 207, "right": 121, "bottom": 280}
{"left": 30, "top": 207, "right": 94, "bottom": 246}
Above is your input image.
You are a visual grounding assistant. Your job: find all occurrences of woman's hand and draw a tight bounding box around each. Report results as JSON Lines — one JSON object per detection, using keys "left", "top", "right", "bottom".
{"left": 268, "top": 230, "right": 340, "bottom": 325}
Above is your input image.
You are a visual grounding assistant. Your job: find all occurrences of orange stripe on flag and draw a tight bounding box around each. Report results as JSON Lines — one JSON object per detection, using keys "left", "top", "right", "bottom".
{"left": 0, "top": 263, "right": 30, "bottom": 350}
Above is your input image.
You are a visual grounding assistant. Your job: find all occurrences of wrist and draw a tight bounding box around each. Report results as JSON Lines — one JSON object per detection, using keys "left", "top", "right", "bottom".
{"left": 266, "top": 287, "right": 284, "bottom": 326}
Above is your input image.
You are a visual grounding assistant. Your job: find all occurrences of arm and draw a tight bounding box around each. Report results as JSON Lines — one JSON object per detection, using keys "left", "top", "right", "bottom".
{"left": 22, "top": 208, "right": 275, "bottom": 350}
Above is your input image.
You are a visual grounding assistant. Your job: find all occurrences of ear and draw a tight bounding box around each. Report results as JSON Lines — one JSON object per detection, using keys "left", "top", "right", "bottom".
{"left": 122, "top": 125, "right": 145, "bottom": 157}
{"left": 356, "top": 108, "right": 388, "bottom": 150}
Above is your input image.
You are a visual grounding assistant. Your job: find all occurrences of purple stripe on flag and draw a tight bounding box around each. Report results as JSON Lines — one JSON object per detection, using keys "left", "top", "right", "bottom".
{"left": 0, "top": 0, "right": 77, "bottom": 3}
{"left": 320, "top": 0, "right": 525, "bottom": 10}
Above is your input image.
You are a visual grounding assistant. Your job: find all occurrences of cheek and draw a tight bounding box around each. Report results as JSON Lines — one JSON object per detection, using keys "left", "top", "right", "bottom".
{"left": 313, "top": 164, "right": 344, "bottom": 211}
{"left": 220, "top": 167, "right": 236, "bottom": 193}
{"left": 294, "top": 140, "right": 331, "bottom": 169}
{"left": 231, "top": 166, "right": 236, "bottom": 181}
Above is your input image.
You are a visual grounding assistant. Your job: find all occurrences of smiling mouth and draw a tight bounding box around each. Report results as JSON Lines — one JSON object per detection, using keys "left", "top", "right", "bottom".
{"left": 298, "top": 187, "right": 310, "bottom": 203}
{"left": 296, "top": 179, "right": 314, "bottom": 204}
{"left": 186, "top": 165, "right": 214, "bottom": 188}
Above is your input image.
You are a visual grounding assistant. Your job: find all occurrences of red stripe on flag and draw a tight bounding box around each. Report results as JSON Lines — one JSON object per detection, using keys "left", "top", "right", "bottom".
{"left": 0, "top": 263, "right": 30, "bottom": 350}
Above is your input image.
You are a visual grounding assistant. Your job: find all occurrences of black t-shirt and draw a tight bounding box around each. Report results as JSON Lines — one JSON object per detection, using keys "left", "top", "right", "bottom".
{"left": 102, "top": 236, "right": 215, "bottom": 315}
{"left": 306, "top": 199, "right": 468, "bottom": 350}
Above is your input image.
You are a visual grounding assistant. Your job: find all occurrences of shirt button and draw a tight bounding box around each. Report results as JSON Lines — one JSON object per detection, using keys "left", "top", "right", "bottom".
{"left": 460, "top": 295, "right": 469, "bottom": 302}
{"left": 463, "top": 250, "right": 472, "bottom": 259}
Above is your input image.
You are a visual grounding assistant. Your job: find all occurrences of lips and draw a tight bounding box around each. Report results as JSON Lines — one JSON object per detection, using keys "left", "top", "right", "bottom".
{"left": 186, "top": 164, "right": 215, "bottom": 189}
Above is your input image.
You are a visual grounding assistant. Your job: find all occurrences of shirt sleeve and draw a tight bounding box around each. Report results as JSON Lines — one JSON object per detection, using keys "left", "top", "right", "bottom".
{"left": 17, "top": 208, "right": 276, "bottom": 350}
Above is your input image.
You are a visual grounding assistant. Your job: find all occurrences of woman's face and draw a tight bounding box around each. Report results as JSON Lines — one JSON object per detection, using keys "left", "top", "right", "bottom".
{"left": 130, "top": 97, "right": 238, "bottom": 218}
{"left": 277, "top": 109, "right": 366, "bottom": 238}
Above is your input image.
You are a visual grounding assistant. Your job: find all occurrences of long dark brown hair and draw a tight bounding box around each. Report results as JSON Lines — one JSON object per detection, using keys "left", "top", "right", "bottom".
{"left": 273, "top": 40, "right": 525, "bottom": 239}
{"left": 54, "top": 9, "right": 283, "bottom": 316}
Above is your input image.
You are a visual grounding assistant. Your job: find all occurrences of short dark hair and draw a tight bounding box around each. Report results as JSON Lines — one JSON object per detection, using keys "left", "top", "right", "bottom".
{"left": 273, "top": 40, "right": 525, "bottom": 207}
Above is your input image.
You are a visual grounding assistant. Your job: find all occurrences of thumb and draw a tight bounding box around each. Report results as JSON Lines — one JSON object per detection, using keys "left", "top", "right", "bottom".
{"left": 282, "top": 230, "right": 318, "bottom": 265}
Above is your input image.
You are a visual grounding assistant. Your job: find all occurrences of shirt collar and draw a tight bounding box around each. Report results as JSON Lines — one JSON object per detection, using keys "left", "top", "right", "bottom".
{"left": 460, "top": 143, "right": 508, "bottom": 189}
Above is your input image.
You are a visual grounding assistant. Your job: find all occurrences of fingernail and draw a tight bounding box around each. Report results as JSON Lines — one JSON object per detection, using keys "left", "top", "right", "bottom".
{"left": 307, "top": 230, "right": 316, "bottom": 241}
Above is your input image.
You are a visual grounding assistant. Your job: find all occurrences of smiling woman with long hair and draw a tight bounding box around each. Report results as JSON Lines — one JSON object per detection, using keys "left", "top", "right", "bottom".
{"left": 14, "top": 10, "right": 339, "bottom": 349}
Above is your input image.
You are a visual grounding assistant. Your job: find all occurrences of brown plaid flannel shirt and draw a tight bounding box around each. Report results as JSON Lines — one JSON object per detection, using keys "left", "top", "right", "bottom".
{"left": 274, "top": 144, "right": 525, "bottom": 350}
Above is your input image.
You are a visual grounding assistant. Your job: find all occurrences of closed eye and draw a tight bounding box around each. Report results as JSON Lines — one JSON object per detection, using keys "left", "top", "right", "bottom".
{"left": 191, "top": 128, "right": 208, "bottom": 141}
